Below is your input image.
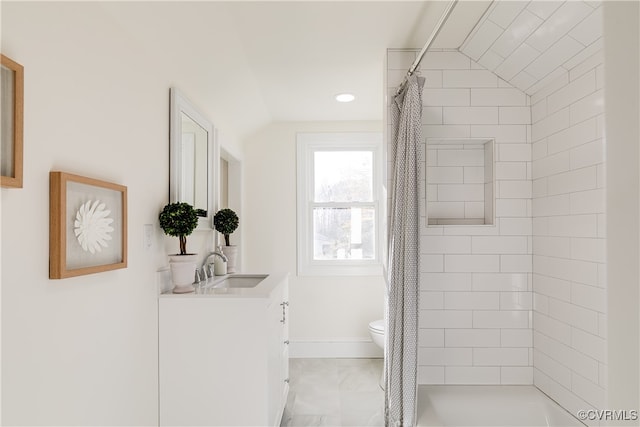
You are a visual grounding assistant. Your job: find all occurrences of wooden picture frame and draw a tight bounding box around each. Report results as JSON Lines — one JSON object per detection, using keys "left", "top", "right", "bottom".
{"left": 1, "top": 54, "right": 24, "bottom": 188}
{"left": 50, "top": 171, "right": 128, "bottom": 279}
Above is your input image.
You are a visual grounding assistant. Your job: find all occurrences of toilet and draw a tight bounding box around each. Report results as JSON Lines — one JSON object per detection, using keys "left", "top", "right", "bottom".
{"left": 368, "top": 319, "right": 385, "bottom": 390}
{"left": 368, "top": 319, "right": 385, "bottom": 350}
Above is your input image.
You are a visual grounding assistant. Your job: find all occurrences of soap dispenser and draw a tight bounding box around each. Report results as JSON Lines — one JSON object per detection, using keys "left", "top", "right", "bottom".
{"left": 214, "top": 246, "right": 227, "bottom": 276}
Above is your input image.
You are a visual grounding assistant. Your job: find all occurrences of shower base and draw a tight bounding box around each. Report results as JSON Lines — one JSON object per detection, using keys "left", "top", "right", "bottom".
{"left": 417, "top": 385, "right": 585, "bottom": 426}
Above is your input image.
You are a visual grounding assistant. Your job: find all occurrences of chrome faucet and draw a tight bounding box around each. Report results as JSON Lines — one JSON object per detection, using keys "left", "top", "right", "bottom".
{"left": 201, "top": 251, "right": 228, "bottom": 278}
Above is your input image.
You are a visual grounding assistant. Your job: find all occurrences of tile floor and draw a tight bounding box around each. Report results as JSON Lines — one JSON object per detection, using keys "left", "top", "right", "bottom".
{"left": 281, "top": 358, "right": 385, "bottom": 427}
{"left": 281, "top": 359, "right": 583, "bottom": 427}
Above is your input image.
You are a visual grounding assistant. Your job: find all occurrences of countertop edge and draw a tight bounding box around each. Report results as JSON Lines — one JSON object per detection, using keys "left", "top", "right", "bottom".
{"left": 158, "top": 272, "right": 289, "bottom": 299}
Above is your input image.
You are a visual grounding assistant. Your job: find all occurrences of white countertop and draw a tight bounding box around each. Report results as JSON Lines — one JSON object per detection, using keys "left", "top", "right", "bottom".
{"left": 158, "top": 272, "right": 287, "bottom": 299}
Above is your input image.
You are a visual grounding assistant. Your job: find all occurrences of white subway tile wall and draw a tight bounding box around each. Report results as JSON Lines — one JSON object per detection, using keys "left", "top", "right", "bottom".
{"left": 387, "top": 48, "right": 532, "bottom": 385}
{"left": 408, "top": 6, "right": 604, "bottom": 414}
{"left": 387, "top": 4, "right": 604, "bottom": 407}
{"left": 529, "top": 36, "right": 606, "bottom": 418}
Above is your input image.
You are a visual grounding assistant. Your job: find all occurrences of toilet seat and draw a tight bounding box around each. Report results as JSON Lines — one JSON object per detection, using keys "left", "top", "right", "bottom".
{"left": 368, "top": 319, "right": 385, "bottom": 333}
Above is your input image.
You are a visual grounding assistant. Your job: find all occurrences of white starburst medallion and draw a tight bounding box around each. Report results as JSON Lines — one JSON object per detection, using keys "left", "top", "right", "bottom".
{"left": 74, "top": 200, "right": 114, "bottom": 254}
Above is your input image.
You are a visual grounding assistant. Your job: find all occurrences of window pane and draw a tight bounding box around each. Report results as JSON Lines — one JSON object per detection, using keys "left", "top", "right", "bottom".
{"left": 314, "top": 151, "right": 373, "bottom": 202}
{"left": 313, "top": 207, "right": 375, "bottom": 260}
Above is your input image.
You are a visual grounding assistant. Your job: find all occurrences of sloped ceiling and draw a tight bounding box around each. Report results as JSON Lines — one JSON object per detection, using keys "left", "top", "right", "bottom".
{"left": 221, "top": 1, "right": 491, "bottom": 123}
{"left": 101, "top": 1, "right": 495, "bottom": 135}
{"left": 99, "top": 0, "right": 604, "bottom": 137}
{"left": 460, "top": 1, "right": 603, "bottom": 95}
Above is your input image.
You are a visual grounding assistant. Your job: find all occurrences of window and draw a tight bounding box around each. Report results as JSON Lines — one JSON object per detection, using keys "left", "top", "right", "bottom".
{"left": 297, "top": 132, "right": 383, "bottom": 276}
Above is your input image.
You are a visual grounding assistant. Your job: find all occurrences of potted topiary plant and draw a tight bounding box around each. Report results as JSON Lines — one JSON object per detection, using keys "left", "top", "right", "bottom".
{"left": 213, "top": 208, "right": 239, "bottom": 273}
{"left": 159, "top": 202, "right": 199, "bottom": 293}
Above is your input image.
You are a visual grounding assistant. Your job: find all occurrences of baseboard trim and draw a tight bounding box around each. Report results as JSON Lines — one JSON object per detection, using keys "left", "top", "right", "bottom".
{"left": 289, "top": 338, "right": 383, "bottom": 358}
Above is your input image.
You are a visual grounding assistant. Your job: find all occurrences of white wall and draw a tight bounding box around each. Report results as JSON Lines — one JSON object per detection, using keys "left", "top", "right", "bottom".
{"left": 388, "top": 49, "right": 534, "bottom": 385}
{"left": 603, "top": 1, "right": 640, "bottom": 422}
{"left": 529, "top": 36, "right": 607, "bottom": 421}
{"left": 242, "top": 122, "right": 385, "bottom": 357}
{"left": 0, "top": 3, "right": 267, "bottom": 425}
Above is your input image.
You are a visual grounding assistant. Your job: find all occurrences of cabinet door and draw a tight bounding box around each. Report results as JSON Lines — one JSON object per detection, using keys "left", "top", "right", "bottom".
{"left": 281, "top": 282, "right": 290, "bottom": 395}
{"left": 267, "top": 288, "right": 284, "bottom": 425}
{"left": 159, "top": 298, "right": 266, "bottom": 426}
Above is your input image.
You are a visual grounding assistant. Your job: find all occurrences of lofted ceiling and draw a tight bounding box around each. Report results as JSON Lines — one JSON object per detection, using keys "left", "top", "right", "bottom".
{"left": 101, "top": 1, "right": 491, "bottom": 137}
{"left": 221, "top": 1, "right": 491, "bottom": 123}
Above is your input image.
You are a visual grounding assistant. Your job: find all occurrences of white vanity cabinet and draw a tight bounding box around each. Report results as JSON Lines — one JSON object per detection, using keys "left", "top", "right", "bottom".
{"left": 159, "top": 273, "right": 289, "bottom": 426}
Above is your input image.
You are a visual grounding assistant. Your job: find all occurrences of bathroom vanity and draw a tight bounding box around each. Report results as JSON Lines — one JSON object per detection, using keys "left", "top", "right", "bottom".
{"left": 158, "top": 273, "right": 289, "bottom": 426}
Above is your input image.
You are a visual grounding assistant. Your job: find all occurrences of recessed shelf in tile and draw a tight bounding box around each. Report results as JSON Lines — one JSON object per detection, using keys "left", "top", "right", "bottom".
{"left": 427, "top": 138, "right": 495, "bottom": 226}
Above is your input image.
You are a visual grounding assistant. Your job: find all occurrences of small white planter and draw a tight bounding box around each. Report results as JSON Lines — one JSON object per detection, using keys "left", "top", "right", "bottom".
{"left": 169, "top": 254, "right": 197, "bottom": 293}
{"left": 222, "top": 246, "right": 238, "bottom": 273}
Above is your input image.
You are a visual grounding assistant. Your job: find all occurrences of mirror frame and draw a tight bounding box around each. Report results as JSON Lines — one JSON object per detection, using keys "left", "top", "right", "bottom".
{"left": 169, "top": 88, "right": 218, "bottom": 230}
{"left": 1, "top": 54, "right": 24, "bottom": 188}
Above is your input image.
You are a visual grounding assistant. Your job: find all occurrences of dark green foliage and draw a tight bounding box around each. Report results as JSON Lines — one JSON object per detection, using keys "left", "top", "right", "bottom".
{"left": 159, "top": 202, "right": 199, "bottom": 255}
{"left": 213, "top": 208, "right": 239, "bottom": 246}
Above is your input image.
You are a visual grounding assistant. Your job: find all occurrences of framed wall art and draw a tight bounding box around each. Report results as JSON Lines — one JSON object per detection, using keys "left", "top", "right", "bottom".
{"left": 50, "top": 171, "right": 128, "bottom": 279}
{"left": 1, "top": 54, "right": 24, "bottom": 188}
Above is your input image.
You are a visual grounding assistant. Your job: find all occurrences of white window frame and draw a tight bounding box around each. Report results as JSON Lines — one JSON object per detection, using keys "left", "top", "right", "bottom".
{"left": 296, "top": 132, "right": 383, "bottom": 276}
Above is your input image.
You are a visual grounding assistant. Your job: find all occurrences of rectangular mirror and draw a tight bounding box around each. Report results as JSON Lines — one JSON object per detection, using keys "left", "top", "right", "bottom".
{"left": 169, "top": 88, "right": 217, "bottom": 230}
{"left": 1, "top": 54, "right": 24, "bottom": 188}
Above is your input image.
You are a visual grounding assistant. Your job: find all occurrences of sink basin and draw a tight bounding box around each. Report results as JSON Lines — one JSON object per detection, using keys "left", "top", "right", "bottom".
{"left": 214, "top": 274, "right": 268, "bottom": 288}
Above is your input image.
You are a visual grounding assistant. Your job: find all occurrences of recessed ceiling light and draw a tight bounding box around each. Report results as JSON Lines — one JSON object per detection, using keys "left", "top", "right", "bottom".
{"left": 335, "top": 93, "right": 355, "bottom": 103}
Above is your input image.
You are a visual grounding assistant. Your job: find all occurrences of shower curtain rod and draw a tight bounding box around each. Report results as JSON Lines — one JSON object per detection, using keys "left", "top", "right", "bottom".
{"left": 396, "top": 0, "right": 458, "bottom": 95}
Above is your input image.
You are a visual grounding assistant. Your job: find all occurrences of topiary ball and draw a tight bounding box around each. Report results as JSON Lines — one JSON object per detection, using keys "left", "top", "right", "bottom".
{"left": 159, "top": 202, "right": 199, "bottom": 237}
{"left": 213, "top": 208, "right": 239, "bottom": 236}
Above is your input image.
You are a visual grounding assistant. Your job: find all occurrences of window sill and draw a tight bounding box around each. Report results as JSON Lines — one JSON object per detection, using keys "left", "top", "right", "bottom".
{"left": 297, "top": 263, "right": 383, "bottom": 277}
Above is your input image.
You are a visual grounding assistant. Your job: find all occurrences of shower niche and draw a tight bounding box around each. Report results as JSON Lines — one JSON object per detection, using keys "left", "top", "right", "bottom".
{"left": 426, "top": 138, "right": 494, "bottom": 226}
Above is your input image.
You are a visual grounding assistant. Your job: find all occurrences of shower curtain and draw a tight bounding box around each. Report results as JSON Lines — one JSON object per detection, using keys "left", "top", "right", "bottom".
{"left": 385, "top": 74, "right": 424, "bottom": 427}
